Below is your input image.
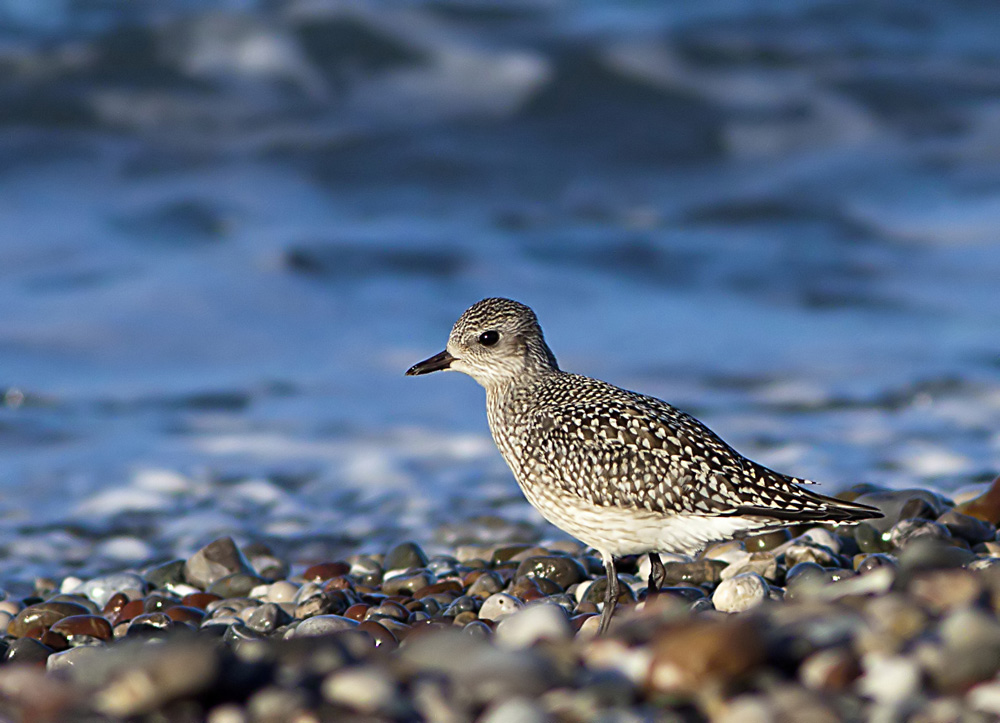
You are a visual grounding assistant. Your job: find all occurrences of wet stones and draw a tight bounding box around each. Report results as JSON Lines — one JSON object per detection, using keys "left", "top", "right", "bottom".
{"left": 184, "top": 537, "right": 254, "bottom": 590}
{"left": 659, "top": 559, "right": 727, "bottom": 586}
{"left": 383, "top": 542, "right": 429, "bottom": 572}
{"left": 514, "top": 555, "right": 587, "bottom": 589}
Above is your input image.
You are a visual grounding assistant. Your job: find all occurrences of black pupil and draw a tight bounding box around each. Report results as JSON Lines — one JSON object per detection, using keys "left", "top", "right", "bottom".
{"left": 479, "top": 330, "right": 500, "bottom": 346}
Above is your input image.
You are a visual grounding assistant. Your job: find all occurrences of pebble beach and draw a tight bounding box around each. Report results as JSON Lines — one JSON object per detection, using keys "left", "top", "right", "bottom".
{"left": 2, "top": 477, "right": 1000, "bottom": 722}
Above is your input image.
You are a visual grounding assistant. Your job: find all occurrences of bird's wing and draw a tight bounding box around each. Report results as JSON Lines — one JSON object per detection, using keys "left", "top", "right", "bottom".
{"left": 527, "top": 386, "right": 879, "bottom": 523}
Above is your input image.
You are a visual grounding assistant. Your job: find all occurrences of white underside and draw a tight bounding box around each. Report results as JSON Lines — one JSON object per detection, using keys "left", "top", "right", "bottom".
{"left": 519, "top": 480, "right": 770, "bottom": 559}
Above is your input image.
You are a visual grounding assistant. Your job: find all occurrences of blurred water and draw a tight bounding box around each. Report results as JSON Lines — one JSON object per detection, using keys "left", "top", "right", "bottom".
{"left": 0, "top": 0, "right": 998, "bottom": 587}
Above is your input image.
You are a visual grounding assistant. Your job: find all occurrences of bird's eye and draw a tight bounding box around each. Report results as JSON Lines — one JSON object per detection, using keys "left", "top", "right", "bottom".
{"left": 478, "top": 330, "right": 500, "bottom": 346}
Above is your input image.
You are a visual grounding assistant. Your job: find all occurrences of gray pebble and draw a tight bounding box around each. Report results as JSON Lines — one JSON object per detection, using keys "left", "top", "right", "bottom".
{"left": 285, "top": 614, "right": 359, "bottom": 638}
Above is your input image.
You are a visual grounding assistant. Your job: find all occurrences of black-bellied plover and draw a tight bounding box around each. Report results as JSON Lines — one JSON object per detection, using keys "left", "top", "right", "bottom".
{"left": 407, "top": 298, "right": 882, "bottom": 633}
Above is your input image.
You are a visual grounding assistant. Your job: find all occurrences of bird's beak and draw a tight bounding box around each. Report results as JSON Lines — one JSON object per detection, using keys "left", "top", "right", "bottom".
{"left": 405, "top": 349, "right": 455, "bottom": 376}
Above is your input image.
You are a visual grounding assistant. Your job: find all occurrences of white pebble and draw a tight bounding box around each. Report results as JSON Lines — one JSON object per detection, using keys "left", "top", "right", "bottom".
{"left": 712, "top": 572, "right": 769, "bottom": 613}
{"left": 495, "top": 603, "right": 572, "bottom": 649}
{"left": 264, "top": 580, "right": 299, "bottom": 604}
{"left": 859, "top": 654, "right": 921, "bottom": 704}
{"left": 478, "top": 593, "right": 523, "bottom": 621}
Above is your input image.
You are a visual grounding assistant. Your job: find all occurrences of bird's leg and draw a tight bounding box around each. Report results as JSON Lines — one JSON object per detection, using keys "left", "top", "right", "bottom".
{"left": 647, "top": 552, "right": 665, "bottom": 598}
{"left": 597, "top": 555, "right": 618, "bottom": 635}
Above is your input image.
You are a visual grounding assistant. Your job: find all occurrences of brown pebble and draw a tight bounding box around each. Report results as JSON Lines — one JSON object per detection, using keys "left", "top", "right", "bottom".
{"left": 164, "top": 606, "right": 207, "bottom": 624}
{"left": 576, "top": 601, "right": 599, "bottom": 615}
{"left": 302, "top": 562, "right": 351, "bottom": 582}
{"left": 508, "top": 576, "right": 542, "bottom": 599}
{"left": 571, "top": 613, "right": 598, "bottom": 632}
{"left": 39, "top": 630, "right": 69, "bottom": 652}
{"left": 113, "top": 599, "right": 145, "bottom": 626}
{"left": 322, "top": 576, "right": 355, "bottom": 592}
{"left": 955, "top": 475, "right": 1000, "bottom": 525}
{"left": 800, "top": 648, "right": 861, "bottom": 691}
{"left": 181, "top": 592, "right": 222, "bottom": 610}
{"left": 645, "top": 617, "right": 765, "bottom": 695}
{"left": 102, "top": 593, "right": 129, "bottom": 619}
{"left": 7, "top": 602, "right": 92, "bottom": 638}
{"left": 909, "top": 568, "right": 986, "bottom": 612}
{"left": 344, "top": 604, "right": 369, "bottom": 621}
{"left": 452, "top": 611, "right": 478, "bottom": 626}
{"left": 50, "top": 615, "right": 113, "bottom": 642}
{"left": 358, "top": 620, "right": 398, "bottom": 650}
{"left": 413, "top": 580, "right": 463, "bottom": 598}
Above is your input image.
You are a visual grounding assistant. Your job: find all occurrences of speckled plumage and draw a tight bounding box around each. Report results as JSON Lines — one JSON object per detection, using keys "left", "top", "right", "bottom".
{"left": 407, "top": 297, "right": 881, "bottom": 631}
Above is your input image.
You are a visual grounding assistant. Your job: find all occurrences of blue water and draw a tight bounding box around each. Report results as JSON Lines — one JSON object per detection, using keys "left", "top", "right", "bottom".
{"left": 0, "top": 0, "right": 998, "bottom": 589}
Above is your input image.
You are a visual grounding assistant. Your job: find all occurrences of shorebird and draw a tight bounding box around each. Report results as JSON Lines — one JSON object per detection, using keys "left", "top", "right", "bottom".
{"left": 407, "top": 298, "right": 881, "bottom": 633}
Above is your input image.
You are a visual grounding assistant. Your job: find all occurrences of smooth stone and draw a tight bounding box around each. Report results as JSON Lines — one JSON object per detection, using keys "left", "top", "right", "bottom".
{"left": 712, "top": 573, "right": 769, "bottom": 613}
{"left": 514, "top": 556, "right": 587, "bottom": 589}
{"left": 491, "top": 545, "right": 533, "bottom": 564}
{"left": 858, "top": 654, "right": 922, "bottom": 704}
{"left": 937, "top": 509, "right": 997, "bottom": 545}
{"left": 494, "top": 603, "right": 572, "bottom": 649}
{"left": 91, "top": 641, "right": 219, "bottom": 717}
{"left": 165, "top": 606, "right": 207, "bottom": 625}
{"left": 784, "top": 562, "right": 833, "bottom": 591}
{"left": 479, "top": 697, "right": 549, "bottom": 723}
{"left": 208, "top": 572, "right": 267, "bottom": 599}
{"left": 660, "top": 559, "right": 727, "bottom": 585}
{"left": 143, "top": 560, "right": 187, "bottom": 590}
{"left": 248, "top": 554, "right": 289, "bottom": 581}
{"left": 721, "top": 552, "right": 778, "bottom": 581}
{"left": 743, "top": 529, "right": 791, "bottom": 552}
{"left": 644, "top": 617, "right": 765, "bottom": 694}
{"left": 322, "top": 666, "right": 402, "bottom": 714}
{"left": 126, "top": 613, "right": 173, "bottom": 636}
{"left": 855, "top": 554, "right": 898, "bottom": 576}
{"left": 799, "top": 648, "right": 861, "bottom": 692}
{"left": 396, "top": 629, "right": 557, "bottom": 704}
{"left": 50, "top": 615, "right": 113, "bottom": 642}
{"left": 4, "top": 637, "right": 53, "bottom": 664}
{"left": 478, "top": 593, "right": 523, "bottom": 621}
{"left": 783, "top": 542, "right": 840, "bottom": 568}
{"left": 384, "top": 542, "right": 429, "bottom": 572}
{"left": 262, "top": 580, "right": 299, "bottom": 604}
{"left": 78, "top": 573, "right": 147, "bottom": 608}
{"left": 285, "top": 615, "right": 359, "bottom": 638}
{"left": 8, "top": 601, "right": 91, "bottom": 638}
{"left": 467, "top": 571, "right": 504, "bottom": 598}
{"left": 245, "top": 603, "right": 292, "bottom": 634}
{"left": 358, "top": 620, "right": 398, "bottom": 650}
{"left": 702, "top": 541, "right": 748, "bottom": 564}
{"left": 348, "top": 557, "right": 383, "bottom": 586}
{"left": 909, "top": 568, "right": 986, "bottom": 612}
{"left": 47, "top": 594, "right": 100, "bottom": 615}
{"left": 896, "top": 538, "right": 975, "bottom": 578}
{"left": 302, "top": 562, "right": 350, "bottom": 582}
{"left": 583, "top": 577, "right": 637, "bottom": 607}
{"left": 798, "top": 528, "right": 844, "bottom": 554}
{"left": 853, "top": 489, "right": 952, "bottom": 533}
{"left": 184, "top": 537, "right": 253, "bottom": 590}
{"left": 46, "top": 644, "right": 106, "bottom": 672}
{"left": 954, "top": 475, "right": 1000, "bottom": 525}
{"left": 888, "top": 518, "right": 952, "bottom": 548}
{"left": 854, "top": 522, "right": 891, "bottom": 554}
{"left": 382, "top": 571, "right": 435, "bottom": 596}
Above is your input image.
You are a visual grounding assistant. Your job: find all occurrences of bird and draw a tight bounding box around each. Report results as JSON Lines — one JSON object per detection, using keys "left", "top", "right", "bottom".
{"left": 406, "top": 298, "right": 882, "bottom": 633}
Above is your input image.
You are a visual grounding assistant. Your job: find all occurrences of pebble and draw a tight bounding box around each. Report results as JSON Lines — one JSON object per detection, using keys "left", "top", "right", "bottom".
{"left": 2, "top": 478, "right": 1000, "bottom": 722}
{"left": 478, "top": 593, "right": 524, "bottom": 621}
{"left": 494, "top": 603, "right": 572, "bottom": 649}
{"left": 184, "top": 537, "right": 254, "bottom": 590}
{"left": 712, "top": 572, "right": 770, "bottom": 612}
{"left": 721, "top": 551, "right": 778, "bottom": 581}
{"left": 285, "top": 614, "right": 359, "bottom": 638}
{"left": 383, "top": 542, "right": 429, "bottom": 572}
{"left": 514, "top": 556, "right": 587, "bottom": 589}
